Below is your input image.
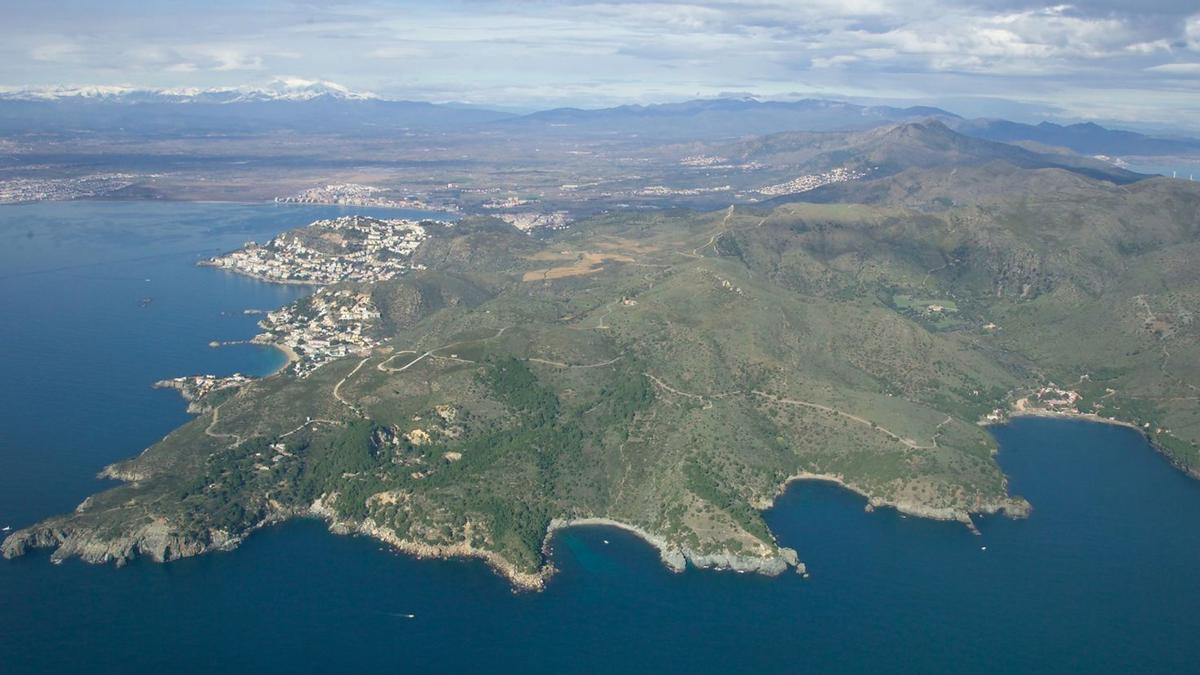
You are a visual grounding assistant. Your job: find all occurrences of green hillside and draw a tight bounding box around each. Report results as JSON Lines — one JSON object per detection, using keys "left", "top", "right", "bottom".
{"left": 6, "top": 168, "right": 1199, "bottom": 589}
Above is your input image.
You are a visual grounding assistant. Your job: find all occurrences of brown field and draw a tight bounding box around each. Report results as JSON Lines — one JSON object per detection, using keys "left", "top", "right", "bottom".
{"left": 593, "top": 237, "right": 659, "bottom": 254}
{"left": 522, "top": 250, "right": 636, "bottom": 281}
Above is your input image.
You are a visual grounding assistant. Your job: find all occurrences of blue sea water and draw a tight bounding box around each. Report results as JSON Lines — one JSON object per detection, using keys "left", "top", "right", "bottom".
{"left": 3, "top": 201, "right": 1200, "bottom": 673}
{"left": 1125, "top": 158, "right": 1200, "bottom": 181}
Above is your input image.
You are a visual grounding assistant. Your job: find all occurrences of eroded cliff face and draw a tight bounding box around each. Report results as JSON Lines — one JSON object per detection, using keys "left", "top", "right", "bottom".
{"left": 2, "top": 518, "right": 233, "bottom": 565}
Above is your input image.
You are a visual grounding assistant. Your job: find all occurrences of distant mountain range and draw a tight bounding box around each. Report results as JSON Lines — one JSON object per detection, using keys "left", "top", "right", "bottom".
{"left": 729, "top": 119, "right": 1142, "bottom": 191}
{"left": 0, "top": 83, "right": 1196, "bottom": 157}
{"left": 500, "top": 97, "right": 960, "bottom": 137}
{"left": 0, "top": 79, "right": 381, "bottom": 104}
{"left": 0, "top": 79, "right": 512, "bottom": 134}
{"left": 948, "top": 119, "right": 1200, "bottom": 157}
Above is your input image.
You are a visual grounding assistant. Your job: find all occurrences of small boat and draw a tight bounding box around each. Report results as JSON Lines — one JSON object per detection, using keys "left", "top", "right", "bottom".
{"left": 602, "top": 539, "right": 609, "bottom": 545}
{"left": 1, "top": 526, "right": 10, "bottom": 532}
{"left": 980, "top": 546, "right": 987, "bottom": 551}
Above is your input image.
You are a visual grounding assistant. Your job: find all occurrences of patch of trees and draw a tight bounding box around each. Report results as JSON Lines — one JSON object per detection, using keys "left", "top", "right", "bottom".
{"left": 684, "top": 460, "right": 773, "bottom": 544}
{"left": 175, "top": 437, "right": 277, "bottom": 534}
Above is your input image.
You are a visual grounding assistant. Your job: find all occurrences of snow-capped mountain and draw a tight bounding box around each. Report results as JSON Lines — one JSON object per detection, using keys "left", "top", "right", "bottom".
{"left": 0, "top": 79, "right": 513, "bottom": 134}
{"left": 0, "top": 78, "right": 380, "bottom": 104}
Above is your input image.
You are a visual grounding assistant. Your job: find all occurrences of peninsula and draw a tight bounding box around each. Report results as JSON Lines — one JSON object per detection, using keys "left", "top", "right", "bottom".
{"left": 6, "top": 123, "right": 1200, "bottom": 590}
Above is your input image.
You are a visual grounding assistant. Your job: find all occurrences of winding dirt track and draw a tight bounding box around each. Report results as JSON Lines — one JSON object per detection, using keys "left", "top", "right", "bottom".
{"left": 691, "top": 205, "right": 736, "bottom": 257}
{"left": 333, "top": 356, "right": 372, "bottom": 416}
{"left": 640, "top": 370, "right": 940, "bottom": 450}
{"left": 750, "top": 390, "right": 935, "bottom": 450}
{"left": 528, "top": 356, "right": 624, "bottom": 369}
{"left": 279, "top": 418, "right": 342, "bottom": 439}
{"left": 204, "top": 402, "right": 243, "bottom": 446}
{"left": 376, "top": 326, "right": 510, "bottom": 375}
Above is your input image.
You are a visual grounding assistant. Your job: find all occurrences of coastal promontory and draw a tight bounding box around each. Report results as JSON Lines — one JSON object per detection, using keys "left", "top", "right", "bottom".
{"left": 7, "top": 166, "right": 1200, "bottom": 588}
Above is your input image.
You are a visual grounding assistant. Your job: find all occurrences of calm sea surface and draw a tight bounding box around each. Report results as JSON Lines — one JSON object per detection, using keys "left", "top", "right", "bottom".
{"left": 2, "top": 201, "right": 1199, "bottom": 673}
{"left": 1125, "top": 158, "right": 1200, "bottom": 181}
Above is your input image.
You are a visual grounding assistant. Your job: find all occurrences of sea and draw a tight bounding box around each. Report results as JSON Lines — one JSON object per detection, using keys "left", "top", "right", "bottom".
{"left": 3, "top": 201, "right": 1200, "bottom": 673}
{"left": 1124, "top": 158, "right": 1200, "bottom": 182}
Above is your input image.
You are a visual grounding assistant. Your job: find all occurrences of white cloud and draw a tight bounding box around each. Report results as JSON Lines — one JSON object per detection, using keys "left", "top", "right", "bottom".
{"left": 368, "top": 46, "right": 428, "bottom": 60}
{"left": 209, "top": 50, "right": 265, "bottom": 71}
{"left": 1146, "top": 62, "right": 1200, "bottom": 74}
{"left": 811, "top": 54, "right": 859, "bottom": 69}
{"left": 29, "top": 42, "right": 84, "bottom": 63}
{"left": 127, "top": 44, "right": 278, "bottom": 73}
{"left": 846, "top": 5, "right": 1167, "bottom": 74}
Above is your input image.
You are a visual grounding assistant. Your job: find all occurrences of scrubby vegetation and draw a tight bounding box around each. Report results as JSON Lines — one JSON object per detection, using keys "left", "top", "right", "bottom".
{"left": 9, "top": 154, "right": 1200, "bottom": 587}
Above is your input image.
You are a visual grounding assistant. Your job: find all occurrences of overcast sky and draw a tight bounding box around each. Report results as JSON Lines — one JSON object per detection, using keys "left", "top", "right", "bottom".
{"left": 3, "top": 1, "right": 1199, "bottom": 128}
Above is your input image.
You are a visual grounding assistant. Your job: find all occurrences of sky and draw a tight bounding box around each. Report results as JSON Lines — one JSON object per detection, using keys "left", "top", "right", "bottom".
{"left": 2, "top": 0, "right": 1199, "bottom": 130}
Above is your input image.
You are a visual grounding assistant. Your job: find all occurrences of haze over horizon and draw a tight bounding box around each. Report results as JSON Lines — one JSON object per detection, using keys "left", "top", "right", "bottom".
{"left": 2, "top": 0, "right": 1199, "bottom": 132}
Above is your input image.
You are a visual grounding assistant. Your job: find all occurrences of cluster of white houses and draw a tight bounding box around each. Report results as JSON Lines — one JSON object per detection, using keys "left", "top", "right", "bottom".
{"left": 204, "top": 216, "right": 431, "bottom": 284}
{"left": 206, "top": 215, "right": 449, "bottom": 377}
{"left": 255, "top": 288, "right": 381, "bottom": 378}
{"left": 755, "top": 166, "right": 869, "bottom": 197}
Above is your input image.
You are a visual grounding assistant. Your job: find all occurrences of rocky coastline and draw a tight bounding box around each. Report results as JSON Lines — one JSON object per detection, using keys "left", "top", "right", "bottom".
{"left": 153, "top": 373, "right": 249, "bottom": 414}
{"left": 759, "top": 471, "right": 1033, "bottom": 532}
{"left": 5, "top": 471, "right": 1037, "bottom": 589}
{"left": 545, "top": 517, "right": 803, "bottom": 579}
{"left": 312, "top": 501, "right": 806, "bottom": 591}
{"left": 1, "top": 515, "right": 255, "bottom": 566}
{"left": 2, "top": 499, "right": 807, "bottom": 592}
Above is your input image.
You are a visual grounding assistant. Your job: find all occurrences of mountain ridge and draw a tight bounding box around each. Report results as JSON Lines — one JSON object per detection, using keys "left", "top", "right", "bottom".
{"left": 0, "top": 78, "right": 382, "bottom": 103}
{"left": 1, "top": 87, "right": 1197, "bottom": 161}
{"left": 950, "top": 118, "right": 1200, "bottom": 157}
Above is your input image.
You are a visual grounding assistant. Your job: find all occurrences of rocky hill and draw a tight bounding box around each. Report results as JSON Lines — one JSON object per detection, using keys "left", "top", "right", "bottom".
{"left": 730, "top": 120, "right": 1141, "bottom": 184}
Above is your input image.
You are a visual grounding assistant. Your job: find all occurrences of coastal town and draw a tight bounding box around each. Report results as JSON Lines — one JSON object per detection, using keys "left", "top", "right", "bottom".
{"left": 635, "top": 184, "right": 732, "bottom": 197}
{"left": 252, "top": 287, "right": 381, "bottom": 377}
{"left": 202, "top": 215, "right": 432, "bottom": 284}
{"left": 198, "top": 215, "right": 446, "bottom": 376}
{"left": 984, "top": 385, "right": 1084, "bottom": 423}
{"left": 0, "top": 173, "right": 141, "bottom": 203}
{"left": 274, "top": 183, "right": 449, "bottom": 212}
{"left": 987, "top": 384, "right": 1172, "bottom": 441}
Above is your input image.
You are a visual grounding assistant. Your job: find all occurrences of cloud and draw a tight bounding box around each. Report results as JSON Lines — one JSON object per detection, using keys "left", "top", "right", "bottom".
{"left": 368, "top": 46, "right": 429, "bottom": 60}
{"left": 29, "top": 42, "right": 85, "bottom": 63}
{"left": 209, "top": 50, "right": 265, "bottom": 71}
{"left": 2, "top": 0, "right": 1200, "bottom": 129}
{"left": 79, "top": 43, "right": 277, "bottom": 73}
{"left": 842, "top": 5, "right": 1176, "bottom": 74}
{"left": 811, "top": 54, "right": 860, "bottom": 69}
{"left": 1146, "top": 62, "right": 1200, "bottom": 74}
